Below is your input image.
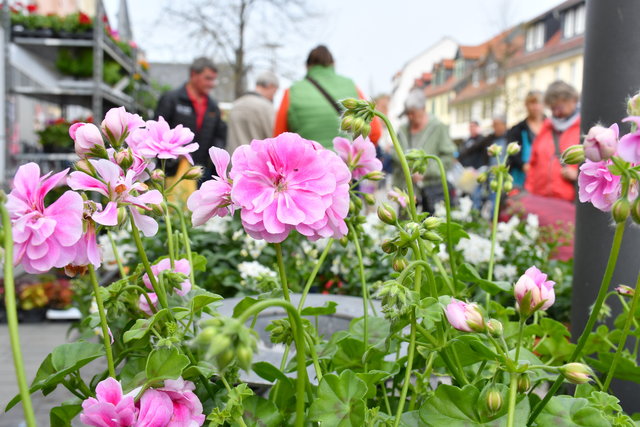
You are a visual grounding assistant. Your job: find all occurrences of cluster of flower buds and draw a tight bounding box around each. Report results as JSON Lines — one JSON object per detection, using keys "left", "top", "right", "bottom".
{"left": 340, "top": 98, "right": 376, "bottom": 139}
{"left": 266, "top": 318, "right": 294, "bottom": 345}
{"left": 193, "top": 316, "right": 257, "bottom": 372}
{"left": 376, "top": 280, "right": 416, "bottom": 319}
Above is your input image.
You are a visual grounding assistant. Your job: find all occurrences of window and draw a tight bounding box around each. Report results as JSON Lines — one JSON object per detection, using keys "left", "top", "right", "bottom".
{"left": 564, "top": 4, "right": 586, "bottom": 39}
{"left": 526, "top": 22, "right": 545, "bottom": 52}
{"left": 486, "top": 62, "right": 498, "bottom": 84}
{"left": 472, "top": 69, "right": 480, "bottom": 86}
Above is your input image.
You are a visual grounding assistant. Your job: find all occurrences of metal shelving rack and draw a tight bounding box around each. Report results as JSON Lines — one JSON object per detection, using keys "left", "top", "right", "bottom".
{"left": 1, "top": 0, "right": 153, "bottom": 184}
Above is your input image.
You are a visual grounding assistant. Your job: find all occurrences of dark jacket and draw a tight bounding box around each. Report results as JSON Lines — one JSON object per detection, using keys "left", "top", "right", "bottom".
{"left": 155, "top": 84, "right": 227, "bottom": 176}
{"left": 458, "top": 135, "right": 488, "bottom": 169}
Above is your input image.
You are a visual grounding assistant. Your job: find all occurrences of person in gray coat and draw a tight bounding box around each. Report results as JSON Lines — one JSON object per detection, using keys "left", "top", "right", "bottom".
{"left": 227, "top": 71, "right": 279, "bottom": 152}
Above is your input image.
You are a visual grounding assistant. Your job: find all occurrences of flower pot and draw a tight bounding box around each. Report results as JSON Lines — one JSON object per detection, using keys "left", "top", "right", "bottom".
{"left": 56, "top": 30, "right": 75, "bottom": 39}
{"left": 77, "top": 31, "right": 93, "bottom": 40}
{"left": 19, "top": 307, "right": 47, "bottom": 323}
{"left": 35, "top": 28, "right": 54, "bottom": 38}
{"left": 11, "top": 25, "right": 27, "bottom": 37}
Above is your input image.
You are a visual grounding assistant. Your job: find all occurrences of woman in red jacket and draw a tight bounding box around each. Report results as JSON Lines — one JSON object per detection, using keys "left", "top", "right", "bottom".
{"left": 525, "top": 81, "right": 580, "bottom": 202}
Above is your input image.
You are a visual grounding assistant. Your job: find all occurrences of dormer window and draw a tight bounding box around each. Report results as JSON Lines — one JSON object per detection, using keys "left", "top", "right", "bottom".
{"left": 526, "top": 22, "right": 545, "bottom": 51}
{"left": 472, "top": 69, "right": 480, "bottom": 87}
{"left": 563, "top": 4, "right": 586, "bottom": 39}
{"left": 486, "top": 62, "right": 498, "bottom": 84}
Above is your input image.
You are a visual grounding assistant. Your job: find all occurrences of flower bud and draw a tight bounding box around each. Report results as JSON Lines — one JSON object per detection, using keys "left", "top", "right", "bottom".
{"left": 503, "top": 180, "right": 513, "bottom": 193}
{"left": 490, "top": 180, "right": 499, "bottom": 192}
{"left": 377, "top": 203, "right": 397, "bottom": 225}
{"left": 631, "top": 198, "right": 640, "bottom": 225}
{"left": 487, "top": 144, "right": 502, "bottom": 157}
{"left": 445, "top": 298, "right": 486, "bottom": 333}
{"left": 381, "top": 240, "right": 397, "bottom": 254}
{"left": 517, "top": 373, "right": 531, "bottom": 393}
{"left": 339, "top": 236, "right": 349, "bottom": 247}
{"left": 514, "top": 266, "right": 555, "bottom": 317}
{"left": 184, "top": 165, "right": 204, "bottom": 180}
{"left": 486, "top": 388, "right": 503, "bottom": 414}
{"left": 628, "top": 93, "right": 640, "bottom": 116}
{"left": 364, "top": 171, "right": 384, "bottom": 181}
{"left": 363, "top": 193, "right": 376, "bottom": 205}
{"left": 75, "top": 159, "right": 93, "bottom": 175}
{"left": 559, "top": 363, "right": 594, "bottom": 384}
{"left": 421, "top": 231, "right": 443, "bottom": 242}
{"left": 341, "top": 98, "right": 359, "bottom": 110}
{"left": 561, "top": 144, "right": 585, "bottom": 165}
{"left": 616, "top": 285, "right": 634, "bottom": 297}
{"left": 70, "top": 122, "right": 106, "bottom": 158}
{"left": 360, "top": 124, "right": 371, "bottom": 138}
{"left": 117, "top": 207, "right": 128, "bottom": 224}
{"left": 423, "top": 216, "right": 443, "bottom": 230}
{"left": 477, "top": 172, "right": 488, "bottom": 183}
{"left": 115, "top": 149, "right": 134, "bottom": 170}
{"left": 506, "top": 142, "right": 521, "bottom": 156}
{"left": 584, "top": 124, "right": 619, "bottom": 162}
{"left": 352, "top": 117, "right": 365, "bottom": 135}
{"left": 376, "top": 280, "right": 414, "bottom": 318}
{"left": 151, "top": 169, "right": 165, "bottom": 182}
{"left": 392, "top": 255, "right": 408, "bottom": 272}
{"left": 486, "top": 319, "right": 503, "bottom": 337}
{"left": 340, "top": 115, "right": 354, "bottom": 131}
{"left": 612, "top": 198, "right": 630, "bottom": 223}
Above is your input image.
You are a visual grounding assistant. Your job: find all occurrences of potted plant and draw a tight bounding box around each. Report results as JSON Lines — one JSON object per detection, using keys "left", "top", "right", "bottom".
{"left": 17, "top": 282, "right": 49, "bottom": 322}
{"left": 37, "top": 118, "right": 74, "bottom": 153}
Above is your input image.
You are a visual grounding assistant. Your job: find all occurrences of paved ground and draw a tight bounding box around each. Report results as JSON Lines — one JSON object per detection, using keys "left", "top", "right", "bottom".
{"left": 0, "top": 322, "right": 81, "bottom": 427}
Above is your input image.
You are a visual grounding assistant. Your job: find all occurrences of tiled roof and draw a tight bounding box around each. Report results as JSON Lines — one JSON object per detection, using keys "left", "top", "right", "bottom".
{"left": 450, "top": 79, "right": 503, "bottom": 104}
{"left": 424, "top": 75, "right": 457, "bottom": 97}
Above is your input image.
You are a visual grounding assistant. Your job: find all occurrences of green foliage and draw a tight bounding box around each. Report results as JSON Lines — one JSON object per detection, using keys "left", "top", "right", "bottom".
{"left": 308, "top": 370, "right": 368, "bottom": 426}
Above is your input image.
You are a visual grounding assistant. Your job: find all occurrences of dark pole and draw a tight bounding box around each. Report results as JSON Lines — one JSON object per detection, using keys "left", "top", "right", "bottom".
{"left": 572, "top": 0, "right": 640, "bottom": 411}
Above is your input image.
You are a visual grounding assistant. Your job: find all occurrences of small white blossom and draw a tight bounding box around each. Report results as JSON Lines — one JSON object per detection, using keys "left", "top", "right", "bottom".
{"left": 456, "top": 233, "right": 503, "bottom": 264}
{"left": 202, "top": 215, "right": 232, "bottom": 234}
{"left": 494, "top": 264, "right": 518, "bottom": 281}
{"left": 237, "top": 261, "right": 277, "bottom": 280}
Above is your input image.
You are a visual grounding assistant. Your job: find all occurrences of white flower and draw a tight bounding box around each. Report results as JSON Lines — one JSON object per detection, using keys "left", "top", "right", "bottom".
{"left": 237, "top": 261, "right": 276, "bottom": 280}
{"left": 496, "top": 216, "right": 520, "bottom": 242}
{"left": 437, "top": 243, "right": 449, "bottom": 262}
{"left": 98, "top": 231, "right": 133, "bottom": 271}
{"left": 456, "top": 233, "right": 503, "bottom": 264}
{"left": 494, "top": 264, "right": 518, "bottom": 281}
{"left": 525, "top": 214, "right": 540, "bottom": 241}
{"left": 202, "top": 215, "right": 232, "bottom": 234}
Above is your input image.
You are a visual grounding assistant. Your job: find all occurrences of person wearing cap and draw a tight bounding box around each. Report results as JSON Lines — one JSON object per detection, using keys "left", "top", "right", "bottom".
{"left": 155, "top": 56, "right": 227, "bottom": 189}
{"left": 227, "top": 71, "right": 280, "bottom": 153}
{"left": 394, "top": 88, "right": 456, "bottom": 212}
{"left": 273, "top": 45, "right": 381, "bottom": 148}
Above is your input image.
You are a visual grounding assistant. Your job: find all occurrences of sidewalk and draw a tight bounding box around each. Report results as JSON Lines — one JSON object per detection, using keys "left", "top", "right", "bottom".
{"left": 0, "top": 323, "right": 81, "bottom": 427}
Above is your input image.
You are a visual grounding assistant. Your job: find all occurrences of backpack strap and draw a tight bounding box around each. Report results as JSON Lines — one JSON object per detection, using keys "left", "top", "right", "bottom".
{"left": 305, "top": 76, "right": 342, "bottom": 114}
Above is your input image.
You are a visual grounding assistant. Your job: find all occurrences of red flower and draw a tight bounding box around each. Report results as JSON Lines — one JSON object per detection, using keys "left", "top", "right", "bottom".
{"left": 26, "top": 3, "right": 36, "bottom": 13}
{"left": 78, "top": 12, "right": 91, "bottom": 25}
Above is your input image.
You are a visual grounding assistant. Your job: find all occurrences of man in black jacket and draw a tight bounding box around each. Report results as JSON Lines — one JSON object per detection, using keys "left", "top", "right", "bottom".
{"left": 155, "top": 57, "right": 227, "bottom": 182}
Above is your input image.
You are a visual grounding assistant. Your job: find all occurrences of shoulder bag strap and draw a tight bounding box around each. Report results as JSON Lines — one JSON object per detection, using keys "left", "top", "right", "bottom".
{"left": 551, "top": 130, "right": 562, "bottom": 158}
{"left": 305, "top": 76, "right": 342, "bottom": 114}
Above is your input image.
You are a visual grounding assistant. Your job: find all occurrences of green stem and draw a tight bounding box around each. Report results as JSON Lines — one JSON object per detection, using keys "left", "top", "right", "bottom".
{"left": 88, "top": 265, "right": 116, "bottom": 377}
{"left": 604, "top": 270, "right": 640, "bottom": 390}
{"left": 394, "top": 312, "right": 417, "bottom": 427}
{"left": 0, "top": 203, "right": 36, "bottom": 427}
{"left": 107, "top": 231, "right": 127, "bottom": 279}
{"left": 304, "top": 332, "right": 323, "bottom": 381}
{"left": 131, "top": 219, "right": 169, "bottom": 310}
{"left": 171, "top": 204, "right": 196, "bottom": 284}
{"left": 424, "top": 155, "right": 458, "bottom": 286}
{"left": 348, "top": 222, "right": 369, "bottom": 373}
{"left": 274, "top": 243, "right": 290, "bottom": 303}
{"left": 486, "top": 172, "right": 504, "bottom": 312}
{"left": 297, "top": 239, "right": 334, "bottom": 310}
{"left": 515, "top": 318, "right": 526, "bottom": 364}
{"left": 163, "top": 203, "right": 176, "bottom": 268}
{"left": 239, "top": 299, "right": 309, "bottom": 427}
{"left": 506, "top": 372, "right": 518, "bottom": 427}
{"left": 528, "top": 222, "right": 626, "bottom": 425}
{"left": 375, "top": 111, "right": 418, "bottom": 220}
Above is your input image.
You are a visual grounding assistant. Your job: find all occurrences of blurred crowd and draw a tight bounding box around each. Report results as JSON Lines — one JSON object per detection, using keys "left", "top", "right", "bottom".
{"left": 156, "top": 45, "right": 581, "bottom": 232}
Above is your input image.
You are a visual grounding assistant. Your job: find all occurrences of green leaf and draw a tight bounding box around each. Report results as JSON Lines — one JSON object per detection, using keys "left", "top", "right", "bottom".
{"left": 232, "top": 296, "right": 259, "bottom": 318}
{"left": 308, "top": 370, "right": 368, "bottom": 426}
{"left": 191, "top": 253, "right": 208, "bottom": 271}
{"left": 50, "top": 404, "right": 82, "bottom": 426}
{"left": 123, "top": 308, "right": 174, "bottom": 343}
{"left": 190, "top": 292, "right": 223, "bottom": 313}
{"left": 458, "top": 263, "right": 510, "bottom": 294}
{"left": 242, "top": 395, "right": 284, "bottom": 427}
{"left": 437, "top": 220, "right": 469, "bottom": 246}
{"left": 145, "top": 347, "right": 189, "bottom": 383}
{"left": 252, "top": 361, "right": 289, "bottom": 383}
{"left": 415, "top": 297, "right": 443, "bottom": 329}
{"left": 537, "top": 396, "right": 610, "bottom": 426}
{"left": 301, "top": 301, "right": 337, "bottom": 316}
{"left": 6, "top": 341, "right": 104, "bottom": 411}
{"left": 587, "top": 352, "right": 640, "bottom": 383}
{"left": 356, "top": 370, "right": 394, "bottom": 399}
{"left": 182, "top": 361, "right": 217, "bottom": 381}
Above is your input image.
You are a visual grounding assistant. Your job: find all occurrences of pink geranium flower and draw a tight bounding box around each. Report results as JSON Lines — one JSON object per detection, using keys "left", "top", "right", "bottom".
{"left": 80, "top": 377, "right": 137, "bottom": 427}
{"left": 70, "top": 122, "right": 106, "bottom": 158}
{"left": 514, "top": 266, "right": 555, "bottom": 314}
{"left": 128, "top": 117, "right": 199, "bottom": 164}
{"left": 68, "top": 159, "right": 162, "bottom": 236}
{"left": 618, "top": 116, "right": 640, "bottom": 163}
{"left": 135, "top": 389, "right": 173, "bottom": 427}
{"left": 68, "top": 218, "right": 101, "bottom": 269}
{"left": 6, "top": 163, "right": 84, "bottom": 274}
{"left": 187, "top": 147, "right": 234, "bottom": 226}
{"left": 333, "top": 136, "right": 383, "bottom": 180}
{"left": 228, "top": 133, "right": 351, "bottom": 243}
{"left": 445, "top": 298, "right": 485, "bottom": 332}
{"left": 578, "top": 160, "right": 621, "bottom": 212}
{"left": 158, "top": 378, "right": 205, "bottom": 426}
{"left": 138, "top": 258, "right": 192, "bottom": 315}
{"left": 583, "top": 124, "right": 618, "bottom": 162}
{"left": 101, "top": 106, "right": 145, "bottom": 143}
